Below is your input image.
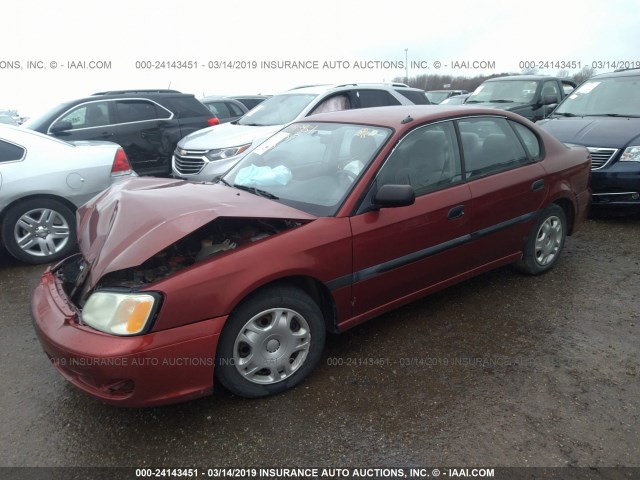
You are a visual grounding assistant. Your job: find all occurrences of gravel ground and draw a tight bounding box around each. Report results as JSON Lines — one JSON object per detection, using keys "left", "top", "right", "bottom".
{"left": 0, "top": 216, "right": 638, "bottom": 475}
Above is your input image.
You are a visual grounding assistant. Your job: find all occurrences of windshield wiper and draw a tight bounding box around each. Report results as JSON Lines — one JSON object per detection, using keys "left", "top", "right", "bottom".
{"left": 589, "top": 113, "right": 640, "bottom": 118}
{"left": 488, "top": 99, "right": 514, "bottom": 103}
{"left": 465, "top": 100, "right": 483, "bottom": 104}
{"left": 233, "top": 184, "right": 279, "bottom": 199}
{"left": 554, "top": 112, "right": 577, "bottom": 117}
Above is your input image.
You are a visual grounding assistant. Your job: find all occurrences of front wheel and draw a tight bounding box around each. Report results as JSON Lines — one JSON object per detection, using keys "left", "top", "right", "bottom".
{"left": 215, "top": 285, "right": 326, "bottom": 398}
{"left": 1, "top": 198, "right": 77, "bottom": 264}
{"left": 515, "top": 204, "right": 567, "bottom": 275}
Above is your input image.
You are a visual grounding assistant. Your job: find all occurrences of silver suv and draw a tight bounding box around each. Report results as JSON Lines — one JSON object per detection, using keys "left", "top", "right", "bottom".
{"left": 172, "top": 83, "right": 430, "bottom": 181}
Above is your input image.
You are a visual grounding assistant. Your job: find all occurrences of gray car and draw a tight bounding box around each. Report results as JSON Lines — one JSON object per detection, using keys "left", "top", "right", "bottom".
{"left": 0, "top": 125, "right": 135, "bottom": 264}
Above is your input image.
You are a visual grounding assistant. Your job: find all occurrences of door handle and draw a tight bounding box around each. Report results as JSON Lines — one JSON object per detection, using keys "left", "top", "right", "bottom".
{"left": 448, "top": 205, "right": 465, "bottom": 220}
{"left": 531, "top": 179, "right": 545, "bottom": 192}
{"left": 100, "top": 131, "right": 115, "bottom": 138}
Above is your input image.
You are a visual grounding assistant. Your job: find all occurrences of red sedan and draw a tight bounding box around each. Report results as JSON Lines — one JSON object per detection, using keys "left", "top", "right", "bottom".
{"left": 32, "top": 106, "right": 591, "bottom": 406}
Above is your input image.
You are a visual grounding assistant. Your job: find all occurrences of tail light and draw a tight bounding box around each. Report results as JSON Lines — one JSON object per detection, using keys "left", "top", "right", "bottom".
{"left": 111, "top": 148, "right": 132, "bottom": 176}
{"left": 207, "top": 117, "right": 220, "bottom": 126}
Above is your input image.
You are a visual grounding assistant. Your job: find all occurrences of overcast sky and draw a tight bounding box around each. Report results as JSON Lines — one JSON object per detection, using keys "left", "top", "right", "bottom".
{"left": 1, "top": 0, "right": 638, "bottom": 116}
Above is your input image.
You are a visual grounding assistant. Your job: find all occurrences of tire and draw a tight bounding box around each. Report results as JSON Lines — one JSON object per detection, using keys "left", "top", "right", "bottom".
{"left": 515, "top": 204, "right": 567, "bottom": 275}
{"left": 1, "top": 198, "right": 77, "bottom": 264}
{"left": 215, "top": 285, "right": 326, "bottom": 398}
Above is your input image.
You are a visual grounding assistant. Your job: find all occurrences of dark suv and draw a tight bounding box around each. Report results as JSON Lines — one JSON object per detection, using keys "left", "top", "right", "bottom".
{"left": 23, "top": 90, "right": 217, "bottom": 176}
{"left": 538, "top": 69, "right": 640, "bottom": 211}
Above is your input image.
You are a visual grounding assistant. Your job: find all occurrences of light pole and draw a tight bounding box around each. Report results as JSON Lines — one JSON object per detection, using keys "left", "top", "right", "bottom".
{"left": 404, "top": 49, "right": 409, "bottom": 84}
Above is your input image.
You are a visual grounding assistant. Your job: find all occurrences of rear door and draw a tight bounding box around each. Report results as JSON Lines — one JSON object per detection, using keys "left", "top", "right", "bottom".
{"left": 114, "top": 99, "right": 173, "bottom": 176}
{"left": 349, "top": 120, "right": 473, "bottom": 316}
{"left": 458, "top": 116, "right": 547, "bottom": 265}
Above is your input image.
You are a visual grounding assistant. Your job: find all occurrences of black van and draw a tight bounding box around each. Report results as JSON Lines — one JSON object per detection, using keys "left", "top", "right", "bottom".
{"left": 538, "top": 69, "right": 640, "bottom": 211}
{"left": 23, "top": 90, "right": 216, "bottom": 176}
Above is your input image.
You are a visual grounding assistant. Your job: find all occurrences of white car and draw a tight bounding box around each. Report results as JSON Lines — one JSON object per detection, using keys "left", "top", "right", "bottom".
{"left": 172, "top": 83, "right": 431, "bottom": 181}
{"left": 0, "top": 125, "right": 135, "bottom": 264}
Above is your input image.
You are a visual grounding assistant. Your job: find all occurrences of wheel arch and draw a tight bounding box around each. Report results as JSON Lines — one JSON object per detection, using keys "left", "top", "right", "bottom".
{"left": 228, "top": 275, "right": 340, "bottom": 334}
{"left": 0, "top": 194, "right": 78, "bottom": 240}
{"left": 551, "top": 197, "right": 575, "bottom": 235}
{"left": 0, "top": 193, "right": 78, "bottom": 225}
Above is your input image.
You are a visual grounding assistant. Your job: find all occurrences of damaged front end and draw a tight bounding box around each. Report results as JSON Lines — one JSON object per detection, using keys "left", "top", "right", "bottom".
{"left": 55, "top": 216, "right": 307, "bottom": 309}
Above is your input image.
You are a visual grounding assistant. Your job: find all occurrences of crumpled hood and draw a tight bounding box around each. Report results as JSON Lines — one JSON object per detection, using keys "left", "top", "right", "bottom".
{"left": 177, "top": 122, "right": 283, "bottom": 150}
{"left": 537, "top": 116, "right": 640, "bottom": 148}
{"left": 77, "top": 177, "right": 316, "bottom": 287}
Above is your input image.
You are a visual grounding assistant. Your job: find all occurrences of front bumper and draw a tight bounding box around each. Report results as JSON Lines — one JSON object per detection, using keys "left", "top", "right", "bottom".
{"left": 32, "top": 269, "right": 227, "bottom": 407}
{"left": 591, "top": 162, "right": 640, "bottom": 207}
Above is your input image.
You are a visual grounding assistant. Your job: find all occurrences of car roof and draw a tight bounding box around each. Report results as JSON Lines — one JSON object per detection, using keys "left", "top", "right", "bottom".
{"left": 301, "top": 104, "right": 524, "bottom": 128}
{"left": 485, "top": 75, "right": 566, "bottom": 82}
{"left": 592, "top": 68, "right": 640, "bottom": 78}
{"left": 279, "top": 83, "right": 421, "bottom": 95}
{"left": 201, "top": 95, "right": 242, "bottom": 101}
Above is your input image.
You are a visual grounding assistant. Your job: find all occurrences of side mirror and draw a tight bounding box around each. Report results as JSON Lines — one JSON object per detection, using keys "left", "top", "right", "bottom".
{"left": 50, "top": 120, "right": 73, "bottom": 134}
{"left": 542, "top": 95, "right": 559, "bottom": 105}
{"left": 373, "top": 184, "right": 415, "bottom": 209}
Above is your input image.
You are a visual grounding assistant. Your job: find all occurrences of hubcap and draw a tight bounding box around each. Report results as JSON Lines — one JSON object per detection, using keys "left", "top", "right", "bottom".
{"left": 534, "top": 215, "right": 562, "bottom": 266}
{"left": 13, "top": 208, "right": 70, "bottom": 257}
{"left": 233, "top": 308, "right": 311, "bottom": 385}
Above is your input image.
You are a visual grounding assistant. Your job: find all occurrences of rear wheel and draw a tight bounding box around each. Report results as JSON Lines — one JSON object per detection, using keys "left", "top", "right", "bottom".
{"left": 515, "top": 204, "right": 566, "bottom": 275}
{"left": 215, "top": 285, "right": 326, "bottom": 398}
{"left": 1, "top": 198, "right": 77, "bottom": 264}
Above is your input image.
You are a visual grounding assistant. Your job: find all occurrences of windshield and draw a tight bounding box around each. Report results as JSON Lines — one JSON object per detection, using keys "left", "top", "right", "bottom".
{"left": 237, "top": 93, "right": 317, "bottom": 126}
{"left": 223, "top": 122, "right": 392, "bottom": 216}
{"left": 555, "top": 75, "right": 640, "bottom": 117}
{"left": 426, "top": 92, "right": 451, "bottom": 104}
{"left": 467, "top": 80, "right": 538, "bottom": 104}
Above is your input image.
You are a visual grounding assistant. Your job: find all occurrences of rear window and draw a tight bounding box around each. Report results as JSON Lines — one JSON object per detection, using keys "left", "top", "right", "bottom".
{"left": 161, "top": 96, "right": 211, "bottom": 118}
{"left": 0, "top": 139, "right": 25, "bottom": 162}
{"left": 396, "top": 89, "right": 430, "bottom": 104}
{"left": 356, "top": 90, "right": 401, "bottom": 107}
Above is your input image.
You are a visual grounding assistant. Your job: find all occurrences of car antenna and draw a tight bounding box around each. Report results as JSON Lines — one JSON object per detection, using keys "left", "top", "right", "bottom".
{"left": 401, "top": 115, "right": 414, "bottom": 124}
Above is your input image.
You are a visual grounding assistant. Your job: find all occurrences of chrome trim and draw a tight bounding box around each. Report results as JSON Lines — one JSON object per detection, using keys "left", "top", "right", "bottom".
{"left": 587, "top": 147, "right": 618, "bottom": 170}
{"left": 46, "top": 98, "right": 174, "bottom": 135}
{"left": 592, "top": 191, "right": 638, "bottom": 196}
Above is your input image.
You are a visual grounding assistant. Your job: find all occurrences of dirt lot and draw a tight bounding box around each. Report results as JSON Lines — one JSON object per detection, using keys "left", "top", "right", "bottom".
{"left": 0, "top": 216, "right": 638, "bottom": 474}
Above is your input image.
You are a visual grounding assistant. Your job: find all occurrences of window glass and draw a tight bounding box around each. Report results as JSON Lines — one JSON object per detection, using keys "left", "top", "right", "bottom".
{"left": 227, "top": 102, "right": 245, "bottom": 117}
{"left": 55, "top": 101, "right": 111, "bottom": 129}
{"left": 239, "top": 93, "right": 317, "bottom": 126}
{"left": 162, "top": 97, "right": 210, "bottom": 118}
{"left": 116, "top": 100, "right": 159, "bottom": 123}
{"left": 377, "top": 121, "right": 462, "bottom": 195}
{"left": 222, "top": 122, "right": 391, "bottom": 216}
{"left": 357, "top": 90, "right": 401, "bottom": 108}
{"left": 396, "top": 89, "right": 430, "bottom": 104}
{"left": 312, "top": 94, "right": 351, "bottom": 114}
{"left": 511, "top": 121, "right": 542, "bottom": 160}
{"left": 204, "top": 101, "right": 231, "bottom": 119}
{"left": 457, "top": 117, "right": 528, "bottom": 178}
{"left": 555, "top": 75, "right": 640, "bottom": 116}
{"left": 0, "top": 140, "right": 25, "bottom": 162}
{"left": 541, "top": 81, "right": 561, "bottom": 103}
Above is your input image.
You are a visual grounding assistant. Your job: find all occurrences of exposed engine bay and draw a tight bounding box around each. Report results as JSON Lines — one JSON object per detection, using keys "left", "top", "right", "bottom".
{"left": 56, "top": 217, "right": 305, "bottom": 305}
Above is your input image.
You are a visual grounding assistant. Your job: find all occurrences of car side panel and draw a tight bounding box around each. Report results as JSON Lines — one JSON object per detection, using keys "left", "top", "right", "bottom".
{"left": 349, "top": 184, "right": 473, "bottom": 317}
{"left": 466, "top": 163, "right": 548, "bottom": 265}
